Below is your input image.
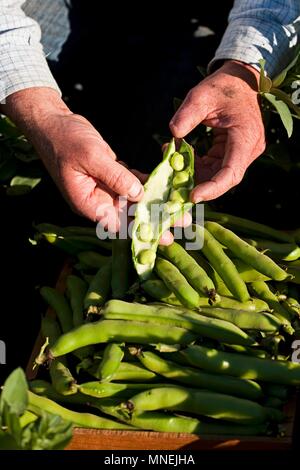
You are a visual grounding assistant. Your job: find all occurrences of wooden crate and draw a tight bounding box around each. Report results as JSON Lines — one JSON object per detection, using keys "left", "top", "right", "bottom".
{"left": 26, "top": 261, "right": 299, "bottom": 450}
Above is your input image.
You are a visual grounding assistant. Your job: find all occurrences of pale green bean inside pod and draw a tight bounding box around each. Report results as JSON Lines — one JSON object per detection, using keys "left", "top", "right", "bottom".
{"left": 131, "top": 138, "right": 194, "bottom": 280}
{"left": 192, "top": 225, "right": 250, "bottom": 302}
{"left": 205, "top": 222, "right": 290, "bottom": 281}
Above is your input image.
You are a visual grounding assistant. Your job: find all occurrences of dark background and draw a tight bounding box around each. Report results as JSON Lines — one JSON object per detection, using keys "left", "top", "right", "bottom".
{"left": 1, "top": 0, "right": 300, "bottom": 384}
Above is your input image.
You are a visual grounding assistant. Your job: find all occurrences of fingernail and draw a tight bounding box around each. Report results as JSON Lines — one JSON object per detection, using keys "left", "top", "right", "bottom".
{"left": 191, "top": 194, "right": 204, "bottom": 204}
{"left": 129, "top": 181, "right": 143, "bottom": 199}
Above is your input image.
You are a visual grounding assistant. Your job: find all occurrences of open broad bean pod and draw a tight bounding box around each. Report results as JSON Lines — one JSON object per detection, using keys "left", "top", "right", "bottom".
{"left": 131, "top": 138, "right": 194, "bottom": 280}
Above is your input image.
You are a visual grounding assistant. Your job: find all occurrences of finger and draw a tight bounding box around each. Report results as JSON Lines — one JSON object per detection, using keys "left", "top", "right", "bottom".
{"left": 191, "top": 128, "right": 251, "bottom": 202}
{"left": 93, "top": 153, "right": 144, "bottom": 202}
{"left": 118, "top": 160, "right": 129, "bottom": 169}
{"left": 131, "top": 169, "right": 149, "bottom": 184}
{"left": 159, "top": 231, "right": 174, "bottom": 246}
{"left": 169, "top": 86, "right": 209, "bottom": 138}
{"left": 172, "top": 211, "right": 192, "bottom": 228}
{"left": 65, "top": 173, "right": 121, "bottom": 228}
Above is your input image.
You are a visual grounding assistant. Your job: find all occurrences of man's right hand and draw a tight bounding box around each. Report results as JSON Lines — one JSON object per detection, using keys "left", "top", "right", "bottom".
{"left": 1, "top": 88, "right": 144, "bottom": 230}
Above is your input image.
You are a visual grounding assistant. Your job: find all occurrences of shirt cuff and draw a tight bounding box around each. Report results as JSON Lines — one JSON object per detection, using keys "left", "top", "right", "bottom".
{"left": 0, "top": 44, "right": 61, "bottom": 103}
{"left": 208, "top": 18, "right": 299, "bottom": 78}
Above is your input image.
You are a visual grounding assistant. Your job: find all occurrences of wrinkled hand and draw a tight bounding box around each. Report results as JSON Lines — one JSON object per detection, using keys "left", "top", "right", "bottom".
{"left": 2, "top": 88, "right": 144, "bottom": 230}
{"left": 170, "top": 60, "right": 266, "bottom": 203}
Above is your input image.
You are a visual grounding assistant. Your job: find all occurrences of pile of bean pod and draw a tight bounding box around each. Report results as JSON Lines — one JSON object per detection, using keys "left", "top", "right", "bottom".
{"left": 30, "top": 206, "right": 300, "bottom": 438}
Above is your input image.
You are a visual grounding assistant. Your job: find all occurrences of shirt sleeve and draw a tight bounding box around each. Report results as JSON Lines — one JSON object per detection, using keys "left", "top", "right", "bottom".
{"left": 0, "top": 0, "right": 61, "bottom": 103}
{"left": 209, "top": 0, "right": 300, "bottom": 78}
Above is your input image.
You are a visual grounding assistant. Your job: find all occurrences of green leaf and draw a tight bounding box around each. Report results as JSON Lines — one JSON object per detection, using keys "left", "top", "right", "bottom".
{"left": 196, "top": 65, "right": 207, "bottom": 78}
{"left": 0, "top": 116, "right": 22, "bottom": 139}
{"left": 10, "top": 175, "right": 41, "bottom": 189}
{"left": 259, "top": 59, "right": 272, "bottom": 93}
{"left": 270, "top": 87, "right": 300, "bottom": 117}
{"left": 263, "top": 92, "right": 293, "bottom": 137}
{"left": 272, "top": 47, "right": 300, "bottom": 87}
{"left": 21, "top": 412, "right": 73, "bottom": 450}
{"left": 6, "top": 176, "right": 42, "bottom": 195}
{"left": 14, "top": 151, "right": 39, "bottom": 163}
{"left": 0, "top": 368, "right": 28, "bottom": 416}
{"left": 0, "top": 429, "right": 20, "bottom": 450}
{"left": 2, "top": 403, "right": 22, "bottom": 443}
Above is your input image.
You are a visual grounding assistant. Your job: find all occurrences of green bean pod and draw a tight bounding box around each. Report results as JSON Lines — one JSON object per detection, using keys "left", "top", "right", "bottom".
{"left": 180, "top": 344, "right": 300, "bottom": 385}
{"left": 96, "top": 404, "right": 268, "bottom": 435}
{"left": 96, "top": 343, "right": 124, "bottom": 382}
{"left": 102, "top": 300, "right": 255, "bottom": 346}
{"left": 27, "top": 391, "right": 133, "bottom": 430}
{"left": 78, "top": 381, "right": 171, "bottom": 399}
{"left": 35, "top": 232, "right": 111, "bottom": 255}
{"left": 77, "top": 251, "right": 110, "bottom": 269}
{"left": 212, "top": 271, "right": 235, "bottom": 297}
{"left": 158, "top": 242, "right": 217, "bottom": 299}
{"left": 250, "top": 281, "right": 294, "bottom": 334}
{"left": 137, "top": 350, "right": 262, "bottom": 400}
{"left": 36, "top": 319, "right": 196, "bottom": 363}
{"left": 111, "top": 238, "right": 132, "bottom": 299}
{"left": 66, "top": 275, "right": 87, "bottom": 327}
{"left": 40, "top": 286, "right": 73, "bottom": 333}
{"left": 218, "top": 296, "right": 270, "bottom": 312}
{"left": 155, "top": 257, "right": 201, "bottom": 308}
{"left": 88, "top": 361, "right": 158, "bottom": 382}
{"left": 41, "top": 315, "right": 61, "bottom": 347}
{"left": 49, "top": 360, "right": 77, "bottom": 396}
{"left": 205, "top": 222, "right": 290, "bottom": 281}
{"left": 142, "top": 277, "right": 268, "bottom": 311}
{"left": 199, "top": 307, "right": 281, "bottom": 332}
{"left": 142, "top": 277, "right": 183, "bottom": 306}
{"left": 232, "top": 258, "right": 270, "bottom": 283}
{"left": 223, "top": 344, "right": 270, "bottom": 359}
{"left": 84, "top": 260, "right": 112, "bottom": 313}
{"left": 262, "top": 384, "right": 289, "bottom": 400}
{"left": 41, "top": 315, "right": 77, "bottom": 395}
{"left": 204, "top": 209, "right": 294, "bottom": 243}
{"left": 194, "top": 225, "right": 250, "bottom": 302}
{"left": 126, "top": 386, "right": 269, "bottom": 424}
{"left": 263, "top": 397, "right": 284, "bottom": 409}
{"left": 286, "top": 266, "right": 300, "bottom": 284}
{"left": 132, "top": 139, "right": 194, "bottom": 280}
{"left": 244, "top": 238, "right": 300, "bottom": 262}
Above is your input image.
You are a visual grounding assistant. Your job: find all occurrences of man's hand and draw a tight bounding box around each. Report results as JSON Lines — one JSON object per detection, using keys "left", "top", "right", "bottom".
{"left": 1, "top": 88, "right": 144, "bottom": 230}
{"left": 170, "top": 60, "right": 266, "bottom": 203}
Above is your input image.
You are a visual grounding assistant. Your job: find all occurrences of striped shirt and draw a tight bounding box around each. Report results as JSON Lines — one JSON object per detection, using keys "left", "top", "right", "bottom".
{"left": 0, "top": 0, "right": 300, "bottom": 103}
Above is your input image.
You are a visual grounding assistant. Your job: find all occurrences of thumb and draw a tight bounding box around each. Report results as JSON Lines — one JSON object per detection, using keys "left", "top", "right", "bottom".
{"left": 169, "top": 85, "right": 209, "bottom": 138}
{"left": 94, "top": 153, "right": 144, "bottom": 201}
